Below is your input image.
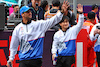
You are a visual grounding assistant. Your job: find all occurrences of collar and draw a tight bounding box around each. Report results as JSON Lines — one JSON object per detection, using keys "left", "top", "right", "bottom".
{"left": 85, "top": 20, "right": 93, "bottom": 24}
{"left": 62, "top": 27, "right": 70, "bottom": 32}
{"left": 22, "top": 20, "right": 31, "bottom": 25}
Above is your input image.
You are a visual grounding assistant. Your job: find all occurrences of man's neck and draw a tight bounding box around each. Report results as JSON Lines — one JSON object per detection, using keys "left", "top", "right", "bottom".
{"left": 52, "top": 7, "right": 59, "bottom": 10}
{"left": 23, "top": 19, "right": 30, "bottom": 24}
{"left": 92, "top": 10, "right": 96, "bottom": 13}
{"left": 62, "top": 28, "right": 67, "bottom": 32}
{"left": 87, "top": 19, "right": 94, "bottom": 24}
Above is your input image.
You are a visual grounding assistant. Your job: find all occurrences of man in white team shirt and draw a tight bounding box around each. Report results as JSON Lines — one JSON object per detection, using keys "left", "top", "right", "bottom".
{"left": 6, "top": 1, "right": 70, "bottom": 67}
{"left": 52, "top": 4, "right": 84, "bottom": 67}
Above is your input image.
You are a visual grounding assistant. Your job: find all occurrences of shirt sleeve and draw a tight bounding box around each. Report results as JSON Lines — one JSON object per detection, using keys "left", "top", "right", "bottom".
{"left": 51, "top": 33, "right": 59, "bottom": 54}
{"left": 39, "top": 12, "right": 63, "bottom": 32}
{"left": 72, "top": 14, "right": 84, "bottom": 36}
{"left": 89, "top": 24, "right": 99, "bottom": 41}
{"left": 9, "top": 28, "right": 19, "bottom": 60}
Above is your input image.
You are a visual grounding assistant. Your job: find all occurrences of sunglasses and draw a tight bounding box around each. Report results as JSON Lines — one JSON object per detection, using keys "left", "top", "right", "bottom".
{"left": 25, "top": 10, "right": 32, "bottom": 13}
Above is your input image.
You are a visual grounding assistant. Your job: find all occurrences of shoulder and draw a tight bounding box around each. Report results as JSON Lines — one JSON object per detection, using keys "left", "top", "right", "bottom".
{"left": 39, "top": 7, "right": 44, "bottom": 11}
{"left": 14, "top": 23, "right": 22, "bottom": 30}
{"left": 44, "top": 10, "right": 50, "bottom": 16}
{"left": 10, "top": 12, "right": 15, "bottom": 16}
{"left": 83, "top": 22, "right": 93, "bottom": 26}
{"left": 54, "top": 30, "right": 63, "bottom": 37}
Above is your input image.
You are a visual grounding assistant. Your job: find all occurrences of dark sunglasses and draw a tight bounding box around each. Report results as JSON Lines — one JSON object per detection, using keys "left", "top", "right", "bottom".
{"left": 25, "top": 10, "right": 32, "bottom": 13}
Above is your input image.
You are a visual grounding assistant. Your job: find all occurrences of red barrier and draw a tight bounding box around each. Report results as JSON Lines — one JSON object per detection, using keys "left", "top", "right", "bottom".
{"left": 76, "top": 29, "right": 88, "bottom": 67}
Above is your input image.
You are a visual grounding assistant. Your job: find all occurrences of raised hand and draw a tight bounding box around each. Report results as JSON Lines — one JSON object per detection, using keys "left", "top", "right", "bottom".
{"left": 61, "top": 1, "right": 70, "bottom": 13}
{"left": 6, "top": 60, "right": 13, "bottom": 67}
{"left": 94, "top": 29, "right": 100, "bottom": 35}
{"left": 77, "top": 4, "right": 83, "bottom": 13}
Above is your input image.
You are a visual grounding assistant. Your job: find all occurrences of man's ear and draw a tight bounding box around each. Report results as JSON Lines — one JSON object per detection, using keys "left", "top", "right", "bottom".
{"left": 21, "top": 13, "right": 24, "bottom": 17}
{"left": 59, "top": 23, "right": 62, "bottom": 26}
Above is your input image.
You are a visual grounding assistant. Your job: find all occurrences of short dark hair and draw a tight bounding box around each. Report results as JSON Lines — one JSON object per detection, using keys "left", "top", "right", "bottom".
{"left": 40, "top": 0, "right": 48, "bottom": 10}
{"left": 59, "top": 16, "right": 70, "bottom": 23}
{"left": 92, "top": 4, "right": 99, "bottom": 10}
{"left": 87, "top": 11, "right": 95, "bottom": 19}
{"left": 52, "top": 0, "right": 60, "bottom": 7}
{"left": 13, "top": 5, "right": 19, "bottom": 8}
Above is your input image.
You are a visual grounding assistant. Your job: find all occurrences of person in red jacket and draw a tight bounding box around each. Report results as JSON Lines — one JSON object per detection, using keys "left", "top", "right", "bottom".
{"left": 82, "top": 11, "right": 97, "bottom": 66}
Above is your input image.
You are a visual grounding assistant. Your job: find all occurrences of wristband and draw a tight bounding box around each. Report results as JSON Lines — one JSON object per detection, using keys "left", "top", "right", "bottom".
{"left": 60, "top": 10, "right": 64, "bottom": 14}
{"left": 79, "top": 12, "right": 83, "bottom": 14}
{"left": 7, "top": 60, "right": 12, "bottom": 67}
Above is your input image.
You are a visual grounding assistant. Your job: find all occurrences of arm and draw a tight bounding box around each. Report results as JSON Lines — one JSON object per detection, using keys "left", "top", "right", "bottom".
{"left": 6, "top": 28, "right": 19, "bottom": 67}
{"left": 75, "top": 14, "right": 84, "bottom": 34}
{"left": 73, "top": 4, "right": 84, "bottom": 35}
{"left": 51, "top": 33, "right": 58, "bottom": 61}
{"left": 89, "top": 24, "right": 100, "bottom": 41}
{"left": 40, "top": 12, "right": 63, "bottom": 32}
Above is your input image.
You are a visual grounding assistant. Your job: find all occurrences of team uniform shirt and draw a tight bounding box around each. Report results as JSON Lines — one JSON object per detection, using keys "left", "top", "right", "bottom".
{"left": 51, "top": 14, "right": 84, "bottom": 56}
{"left": 82, "top": 20, "right": 94, "bottom": 34}
{"left": 9, "top": 12, "right": 63, "bottom": 60}
{"left": 90, "top": 23, "right": 100, "bottom": 52}
{"left": 44, "top": 9, "right": 60, "bottom": 20}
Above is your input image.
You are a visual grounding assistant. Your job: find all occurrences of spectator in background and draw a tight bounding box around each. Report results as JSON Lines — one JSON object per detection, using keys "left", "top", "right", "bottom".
{"left": 64, "top": 6, "right": 76, "bottom": 26}
{"left": 44, "top": 0, "right": 61, "bottom": 31}
{"left": 91, "top": 4, "right": 99, "bottom": 25}
{"left": 45, "top": 0, "right": 60, "bottom": 20}
{"left": 40, "top": 0, "right": 48, "bottom": 14}
{"left": 82, "top": 11, "right": 96, "bottom": 66}
{"left": 28, "top": 0, "right": 44, "bottom": 21}
{"left": 8, "top": 5, "right": 19, "bottom": 21}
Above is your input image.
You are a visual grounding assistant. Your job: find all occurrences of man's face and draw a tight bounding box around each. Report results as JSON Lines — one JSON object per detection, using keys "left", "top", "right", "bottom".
{"left": 14, "top": 6, "right": 19, "bottom": 13}
{"left": 32, "top": 0, "right": 41, "bottom": 8}
{"left": 59, "top": 19, "right": 69, "bottom": 30}
{"left": 95, "top": 8, "right": 99, "bottom": 13}
{"left": 22, "top": 10, "right": 32, "bottom": 19}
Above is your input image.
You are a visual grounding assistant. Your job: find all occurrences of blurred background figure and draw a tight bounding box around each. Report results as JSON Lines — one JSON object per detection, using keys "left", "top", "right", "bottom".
{"left": 28, "top": 0, "right": 44, "bottom": 21}
{"left": 8, "top": 5, "right": 19, "bottom": 20}
{"left": 40, "top": 0, "right": 48, "bottom": 14}
{"left": 44, "top": 0, "right": 61, "bottom": 31}
{"left": 45, "top": 0, "right": 60, "bottom": 20}
{"left": 91, "top": 4, "right": 99, "bottom": 25}
{"left": 7, "top": 5, "right": 19, "bottom": 29}
{"left": 82, "top": 11, "right": 97, "bottom": 66}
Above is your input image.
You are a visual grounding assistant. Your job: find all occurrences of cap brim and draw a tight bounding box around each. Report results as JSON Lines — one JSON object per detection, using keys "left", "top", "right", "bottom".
{"left": 24, "top": 8, "right": 31, "bottom": 13}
